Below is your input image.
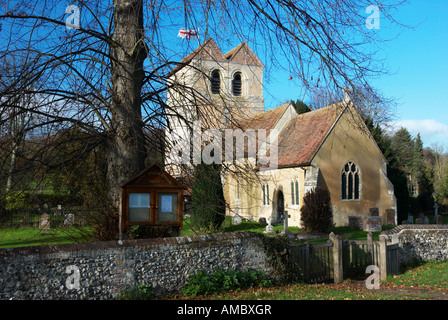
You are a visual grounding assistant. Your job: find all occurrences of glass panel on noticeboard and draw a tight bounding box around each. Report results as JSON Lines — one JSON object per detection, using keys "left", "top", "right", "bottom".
{"left": 157, "top": 192, "right": 177, "bottom": 222}
{"left": 129, "top": 193, "right": 150, "bottom": 222}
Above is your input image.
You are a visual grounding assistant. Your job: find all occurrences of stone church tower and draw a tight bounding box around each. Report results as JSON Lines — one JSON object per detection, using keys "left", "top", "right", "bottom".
{"left": 165, "top": 38, "right": 265, "bottom": 176}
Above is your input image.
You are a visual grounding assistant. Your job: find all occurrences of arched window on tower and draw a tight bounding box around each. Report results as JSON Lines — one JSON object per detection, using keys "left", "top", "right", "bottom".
{"left": 211, "top": 70, "right": 220, "bottom": 94}
{"left": 232, "top": 72, "right": 242, "bottom": 96}
{"left": 341, "top": 161, "right": 360, "bottom": 200}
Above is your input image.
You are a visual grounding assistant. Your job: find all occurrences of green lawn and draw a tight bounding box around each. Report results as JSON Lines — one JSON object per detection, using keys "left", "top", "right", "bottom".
{"left": 0, "top": 216, "right": 395, "bottom": 249}
{"left": 0, "top": 226, "right": 94, "bottom": 248}
{"left": 386, "top": 260, "right": 448, "bottom": 290}
{"left": 180, "top": 216, "right": 301, "bottom": 237}
{"left": 181, "top": 216, "right": 395, "bottom": 243}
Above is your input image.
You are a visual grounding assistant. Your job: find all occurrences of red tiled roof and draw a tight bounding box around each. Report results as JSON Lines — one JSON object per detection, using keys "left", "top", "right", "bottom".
{"left": 223, "top": 103, "right": 289, "bottom": 160}
{"left": 275, "top": 102, "right": 346, "bottom": 168}
{"left": 236, "top": 102, "right": 289, "bottom": 132}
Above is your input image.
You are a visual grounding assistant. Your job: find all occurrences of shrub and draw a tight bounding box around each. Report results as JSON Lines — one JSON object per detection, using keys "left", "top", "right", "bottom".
{"left": 5, "top": 192, "right": 30, "bottom": 210}
{"left": 190, "top": 163, "right": 226, "bottom": 232}
{"left": 129, "top": 225, "right": 179, "bottom": 239}
{"left": 300, "top": 187, "right": 333, "bottom": 233}
{"left": 118, "top": 284, "right": 154, "bottom": 300}
{"left": 5, "top": 191, "right": 81, "bottom": 211}
{"left": 180, "top": 269, "right": 272, "bottom": 297}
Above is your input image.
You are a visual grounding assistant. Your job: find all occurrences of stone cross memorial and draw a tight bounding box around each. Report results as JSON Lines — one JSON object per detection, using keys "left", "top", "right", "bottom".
{"left": 264, "top": 217, "right": 274, "bottom": 234}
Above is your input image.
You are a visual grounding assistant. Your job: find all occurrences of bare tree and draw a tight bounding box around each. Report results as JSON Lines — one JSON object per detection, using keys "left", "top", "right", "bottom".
{"left": 0, "top": 0, "right": 410, "bottom": 212}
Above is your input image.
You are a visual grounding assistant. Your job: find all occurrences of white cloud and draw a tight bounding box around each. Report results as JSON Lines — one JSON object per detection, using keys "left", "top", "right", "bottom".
{"left": 383, "top": 119, "right": 448, "bottom": 147}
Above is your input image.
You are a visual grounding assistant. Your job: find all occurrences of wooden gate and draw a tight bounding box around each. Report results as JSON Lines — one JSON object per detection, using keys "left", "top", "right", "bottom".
{"left": 341, "top": 236, "right": 400, "bottom": 279}
{"left": 386, "top": 243, "right": 400, "bottom": 275}
{"left": 290, "top": 233, "right": 400, "bottom": 283}
{"left": 342, "top": 238, "right": 380, "bottom": 278}
{"left": 290, "top": 242, "right": 334, "bottom": 283}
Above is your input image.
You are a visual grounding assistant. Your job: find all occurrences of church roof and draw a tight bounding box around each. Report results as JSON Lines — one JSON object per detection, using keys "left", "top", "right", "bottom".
{"left": 224, "top": 42, "right": 264, "bottom": 67}
{"left": 168, "top": 38, "right": 263, "bottom": 78}
{"left": 222, "top": 103, "right": 288, "bottom": 160}
{"left": 167, "top": 38, "right": 226, "bottom": 78}
{"left": 236, "top": 102, "right": 289, "bottom": 132}
{"left": 276, "top": 102, "right": 346, "bottom": 168}
{"left": 237, "top": 101, "right": 347, "bottom": 169}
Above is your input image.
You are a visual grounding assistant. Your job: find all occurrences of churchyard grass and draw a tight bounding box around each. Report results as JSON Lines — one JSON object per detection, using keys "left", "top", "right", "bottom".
{"left": 181, "top": 216, "right": 301, "bottom": 236}
{"left": 181, "top": 216, "right": 395, "bottom": 244}
{"left": 0, "top": 214, "right": 439, "bottom": 249}
{"left": 386, "top": 260, "right": 448, "bottom": 289}
{"left": 0, "top": 226, "right": 94, "bottom": 248}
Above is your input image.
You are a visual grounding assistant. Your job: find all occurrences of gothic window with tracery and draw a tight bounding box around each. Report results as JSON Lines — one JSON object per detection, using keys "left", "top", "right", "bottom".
{"left": 341, "top": 161, "right": 360, "bottom": 200}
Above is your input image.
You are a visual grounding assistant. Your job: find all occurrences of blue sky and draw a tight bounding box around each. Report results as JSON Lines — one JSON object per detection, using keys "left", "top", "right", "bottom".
{"left": 262, "top": 1, "right": 448, "bottom": 148}
{"left": 372, "top": 0, "right": 448, "bottom": 148}
{"left": 45, "top": 1, "right": 448, "bottom": 149}
{"left": 4, "top": 1, "right": 445, "bottom": 147}
{"left": 380, "top": 0, "right": 448, "bottom": 146}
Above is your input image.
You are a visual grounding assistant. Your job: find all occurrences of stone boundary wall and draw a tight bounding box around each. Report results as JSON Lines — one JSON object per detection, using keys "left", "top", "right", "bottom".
{"left": 0, "top": 232, "right": 270, "bottom": 300}
{"left": 381, "top": 225, "right": 448, "bottom": 265}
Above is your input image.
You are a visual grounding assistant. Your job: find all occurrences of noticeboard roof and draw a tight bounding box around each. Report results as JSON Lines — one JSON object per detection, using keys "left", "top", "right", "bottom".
{"left": 121, "top": 163, "right": 184, "bottom": 189}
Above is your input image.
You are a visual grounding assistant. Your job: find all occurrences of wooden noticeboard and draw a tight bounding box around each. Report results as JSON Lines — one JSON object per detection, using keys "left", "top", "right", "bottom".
{"left": 120, "top": 163, "right": 184, "bottom": 234}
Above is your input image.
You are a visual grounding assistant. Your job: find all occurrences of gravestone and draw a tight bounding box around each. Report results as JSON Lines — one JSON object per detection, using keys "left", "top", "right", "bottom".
{"left": 415, "top": 218, "right": 423, "bottom": 224}
{"left": 436, "top": 215, "right": 443, "bottom": 225}
{"left": 54, "top": 205, "right": 63, "bottom": 216}
{"left": 402, "top": 220, "right": 409, "bottom": 225}
{"left": 64, "top": 213, "right": 75, "bottom": 227}
{"left": 407, "top": 215, "right": 414, "bottom": 224}
{"left": 369, "top": 208, "right": 379, "bottom": 216}
{"left": 258, "top": 217, "right": 267, "bottom": 226}
{"left": 386, "top": 209, "right": 396, "bottom": 225}
{"left": 423, "top": 216, "right": 429, "bottom": 224}
{"left": 39, "top": 213, "right": 50, "bottom": 232}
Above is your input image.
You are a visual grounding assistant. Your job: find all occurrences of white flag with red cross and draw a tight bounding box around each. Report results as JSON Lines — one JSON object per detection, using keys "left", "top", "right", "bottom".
{"left": 178, "top": 28, "right": 198, "bottom": 40}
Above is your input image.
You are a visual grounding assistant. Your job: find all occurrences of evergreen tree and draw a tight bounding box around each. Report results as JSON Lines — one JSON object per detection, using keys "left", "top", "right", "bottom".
{"left": 391, "top": 127, "right": 414, "bottom": 169}
{"left": 440, "top": 169, "right": 448, "bottom": 201}
{"left": 190, "top": 163, "right": 226, "bottom": 232}
{"left": 290, "top": 99, "right": 312, "bottom": 115}
{"left": 412, "top": 133, "right": 434, "bottom": 211}
{"left": 412, "top": 133, "right": 424, "bottom": 175}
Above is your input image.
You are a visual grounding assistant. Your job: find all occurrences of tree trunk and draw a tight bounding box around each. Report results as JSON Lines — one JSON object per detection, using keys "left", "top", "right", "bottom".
{"left": 107, "top": 0, "right": 147, "bottom": 206}
{"left": 5, "top": 140, "right": 18, "bottom": 194}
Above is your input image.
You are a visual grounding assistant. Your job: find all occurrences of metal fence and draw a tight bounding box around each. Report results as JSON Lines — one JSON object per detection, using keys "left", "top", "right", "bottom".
{"left": 0, "top": 208, "right": 90, "bottom": 229}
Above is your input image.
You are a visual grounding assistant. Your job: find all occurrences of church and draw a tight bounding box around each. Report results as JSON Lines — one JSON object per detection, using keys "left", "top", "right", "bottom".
{"left": 166, "top": 38, "right": 397, "bottom": 228}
